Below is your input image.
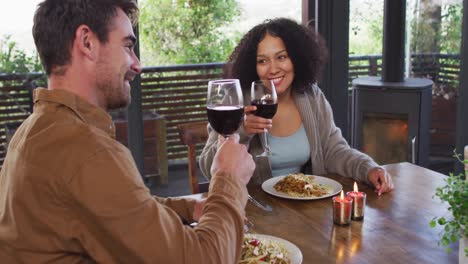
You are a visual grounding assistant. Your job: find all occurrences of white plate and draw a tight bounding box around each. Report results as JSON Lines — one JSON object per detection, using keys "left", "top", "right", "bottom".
{"left": 245, "top": 234, "right": 303, "bottom": 264}
{"left": 261, "top": 175, "right": 342, "bottom": 200}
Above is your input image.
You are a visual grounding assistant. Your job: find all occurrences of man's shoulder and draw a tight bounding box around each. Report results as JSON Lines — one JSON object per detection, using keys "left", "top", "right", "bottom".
{"left": 54, "top": 115, "right": 124, "bottom": 155}
{"left": 1, "top": 112, "right": 132, "bottom": 192}
{"left": 13, "top": 111, "right": 126, "bottom": 163}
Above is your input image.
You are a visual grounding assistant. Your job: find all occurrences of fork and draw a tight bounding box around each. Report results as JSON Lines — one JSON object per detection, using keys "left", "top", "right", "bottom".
{"left": 247, "top": 194, "right": 273, "bottom": 212}
{"left": 243, "top": 218, "right": 254, "bottom": 233}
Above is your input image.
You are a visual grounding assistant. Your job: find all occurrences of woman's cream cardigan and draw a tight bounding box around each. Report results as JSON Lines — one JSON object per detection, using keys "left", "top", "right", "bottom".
{"left": 199, "top": 84, "right": 379, "bottom": 185}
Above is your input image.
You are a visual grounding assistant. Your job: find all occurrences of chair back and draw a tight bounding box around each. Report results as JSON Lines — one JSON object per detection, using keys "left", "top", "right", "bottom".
{"left": 177, "top": 121, "right": 210, "bottom": 194}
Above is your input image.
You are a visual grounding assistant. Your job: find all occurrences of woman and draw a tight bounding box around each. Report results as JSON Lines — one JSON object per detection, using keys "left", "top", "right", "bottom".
{"left": 200, "top": 18, "right": 393, "bottom": 195}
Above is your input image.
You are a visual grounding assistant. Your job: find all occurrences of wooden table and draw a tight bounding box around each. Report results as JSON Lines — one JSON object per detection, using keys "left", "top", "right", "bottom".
{"left": 185, "top": 162, "right": 458, "bottom": 263}
{"left": 243, "top": 162, "right": 458, "bottom": 263}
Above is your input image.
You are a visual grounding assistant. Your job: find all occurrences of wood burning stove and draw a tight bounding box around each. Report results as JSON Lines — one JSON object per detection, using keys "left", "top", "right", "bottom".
{"left": 351, "top": 0, "right": 433, "bottom": 167}
{"left": 351, "top": 77, "right": 432, "bottom": 166}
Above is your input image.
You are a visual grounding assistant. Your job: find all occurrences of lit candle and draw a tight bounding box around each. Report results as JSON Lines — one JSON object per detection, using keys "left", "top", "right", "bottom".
{"left": 332, "top": 190, "right": 353, "bottom": 226}
{"left": 346, "top": 182, "right": 367, "bottom": 221}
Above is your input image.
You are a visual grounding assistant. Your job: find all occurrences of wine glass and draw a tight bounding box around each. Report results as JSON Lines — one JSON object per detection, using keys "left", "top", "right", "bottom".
{"left": 251, "top": 80, "right": 277, "bottom": 157}
{"left": 206, "top": 79, "right": 244, "bottom": 138}
{"left": 207, "top": 79, "right": 273, "bottom": 213}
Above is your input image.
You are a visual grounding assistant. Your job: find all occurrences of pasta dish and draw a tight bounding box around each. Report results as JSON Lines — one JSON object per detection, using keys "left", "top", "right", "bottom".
{"left": 239, "top": 234, "right": 291, "bottom": 264}
{"left": 273, "top": 173, "right": 330, "bottom": 198}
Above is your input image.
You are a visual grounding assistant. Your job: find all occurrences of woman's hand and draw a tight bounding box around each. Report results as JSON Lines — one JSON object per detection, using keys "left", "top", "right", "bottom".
{"left": 367, "top": 167, "right": 394, "bottom": 196}
{"left": 243, "top": 105, "right": 272, "bottom": 135}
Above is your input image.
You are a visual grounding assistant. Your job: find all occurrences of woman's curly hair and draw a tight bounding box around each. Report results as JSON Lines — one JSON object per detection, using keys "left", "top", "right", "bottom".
{"left": 224, "top": 18, "right": 328, "bottom": 94}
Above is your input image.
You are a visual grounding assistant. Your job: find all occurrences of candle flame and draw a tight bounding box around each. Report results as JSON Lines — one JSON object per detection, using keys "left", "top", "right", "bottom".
{"left": 353, "top": 182, "right": 358, "bottom": 192}
{"left": 340, "top": 190, "right": 344, "bottom": 199}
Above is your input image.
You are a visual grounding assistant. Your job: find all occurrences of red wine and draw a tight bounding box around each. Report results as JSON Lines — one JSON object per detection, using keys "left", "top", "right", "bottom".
{"left": 251, "top": 99, "right": 278, "bottom": 119}
{"left": 207, "top": 106, "right": 244, "bottom": 136}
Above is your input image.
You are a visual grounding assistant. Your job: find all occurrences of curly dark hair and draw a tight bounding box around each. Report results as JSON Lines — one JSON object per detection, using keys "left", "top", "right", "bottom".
{"left": 224, "top": 18, "right": 328, "bottom": 93}
{"left": 33, "top": 0, "right": 139, "bottom": 76}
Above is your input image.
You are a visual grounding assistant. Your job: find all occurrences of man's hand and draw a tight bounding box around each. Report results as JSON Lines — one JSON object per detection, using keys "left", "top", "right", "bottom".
{"left": 367, "top": 167, "right": 394, "bottom": 196}
{"left": 211, "top": 134, "right": 255, "bottom": 185}
{"left": 192, "top": 198, "right": 206, "bottom": 222}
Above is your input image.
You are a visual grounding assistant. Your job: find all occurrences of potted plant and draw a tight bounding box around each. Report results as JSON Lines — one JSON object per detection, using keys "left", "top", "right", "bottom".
{"left": 430, "top": 151, "right": 467, "bottom": 262}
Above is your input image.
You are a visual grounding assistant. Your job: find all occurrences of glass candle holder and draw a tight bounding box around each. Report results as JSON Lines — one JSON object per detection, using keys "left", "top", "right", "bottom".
{"left": 332, "top": 190, "right": 353, "bottom": 226}
{"left": 347, "top": 182, "right": 366, "bottom": 220}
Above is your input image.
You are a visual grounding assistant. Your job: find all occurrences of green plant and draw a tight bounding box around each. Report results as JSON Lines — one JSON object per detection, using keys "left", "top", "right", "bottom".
{"left": 139, "top": 0, "right": 241, "bottom": 66}
{"left": 0, "top": 35, "right": 43, "bottom": 73}
{"left": 430, "top": 154, "right": 467, "bottom": 256}
{"left": 349, "top": 0, "right": 383, "bottom": 56}
{"left": 440, "top": 3, "right": 462, "bottom": 54}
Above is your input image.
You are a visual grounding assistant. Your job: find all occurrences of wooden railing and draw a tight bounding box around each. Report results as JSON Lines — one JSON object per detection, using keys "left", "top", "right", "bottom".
{"left": 348, "top": 53, "right": 460, "bottom": 87}
{"left": 0, "top": 54, "right": 461, "bottom": 168}
{"left": 0, "top": 73, "right": 46, "bottom": 164}
{"left": 139, "top": 63, "right": 224, "bottom": 160}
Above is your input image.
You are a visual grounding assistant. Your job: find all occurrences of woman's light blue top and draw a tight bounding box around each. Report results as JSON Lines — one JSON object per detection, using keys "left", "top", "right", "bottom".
{"left": 268, "top": 124, "right": 310, "bottom": 177}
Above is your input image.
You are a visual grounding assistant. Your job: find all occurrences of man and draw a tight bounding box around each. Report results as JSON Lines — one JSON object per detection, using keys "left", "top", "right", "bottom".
{"left": 0, "top": 0, "right": 255, "bottom": 263}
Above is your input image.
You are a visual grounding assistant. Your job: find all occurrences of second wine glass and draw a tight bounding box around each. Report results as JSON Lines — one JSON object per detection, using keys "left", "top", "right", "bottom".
{"left": 251, "top": 80, "right": 277, "bottom": 157}
{"left": 206, "top": 79, "right": 244, "bottom": 138}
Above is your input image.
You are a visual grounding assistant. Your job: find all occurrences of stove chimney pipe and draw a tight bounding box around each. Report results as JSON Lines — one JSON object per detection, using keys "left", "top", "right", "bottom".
{"left": 382, "top": 0, "right": 406, "bottom": 83}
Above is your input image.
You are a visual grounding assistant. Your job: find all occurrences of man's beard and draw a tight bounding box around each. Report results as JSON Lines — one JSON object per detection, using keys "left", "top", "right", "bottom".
{"left": 97, "top": 77, "right": 131, "bottom": 110}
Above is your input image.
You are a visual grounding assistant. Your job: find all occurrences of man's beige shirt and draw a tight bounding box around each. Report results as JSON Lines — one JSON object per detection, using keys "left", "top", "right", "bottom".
{"left": 0, "top": 88, "right": 248, "bottom": 263}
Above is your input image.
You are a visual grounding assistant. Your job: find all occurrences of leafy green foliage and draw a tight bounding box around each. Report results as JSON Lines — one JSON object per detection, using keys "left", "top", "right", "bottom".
{"left": 349, "top": 0, "right": 383, "bottom": 55}
{"left": 350, "top": 1, "right": 462, "bottom": 56}
{"left": 430, "top": 159, "right": 468, "bottom": 256}
{"left": 410, "top": 2, "right": 462, "bottom": 54}
{"left": 0, "top": 35, "right": 43, "bottom": 74}
{"left": 440, "top": 4, "right": 462, "bottom": 53}
{"left": 410, "top": 1, "right": 441, "bottom": 53}
{"left": 139, "top": 0, "right": 242, "bottom": 66}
